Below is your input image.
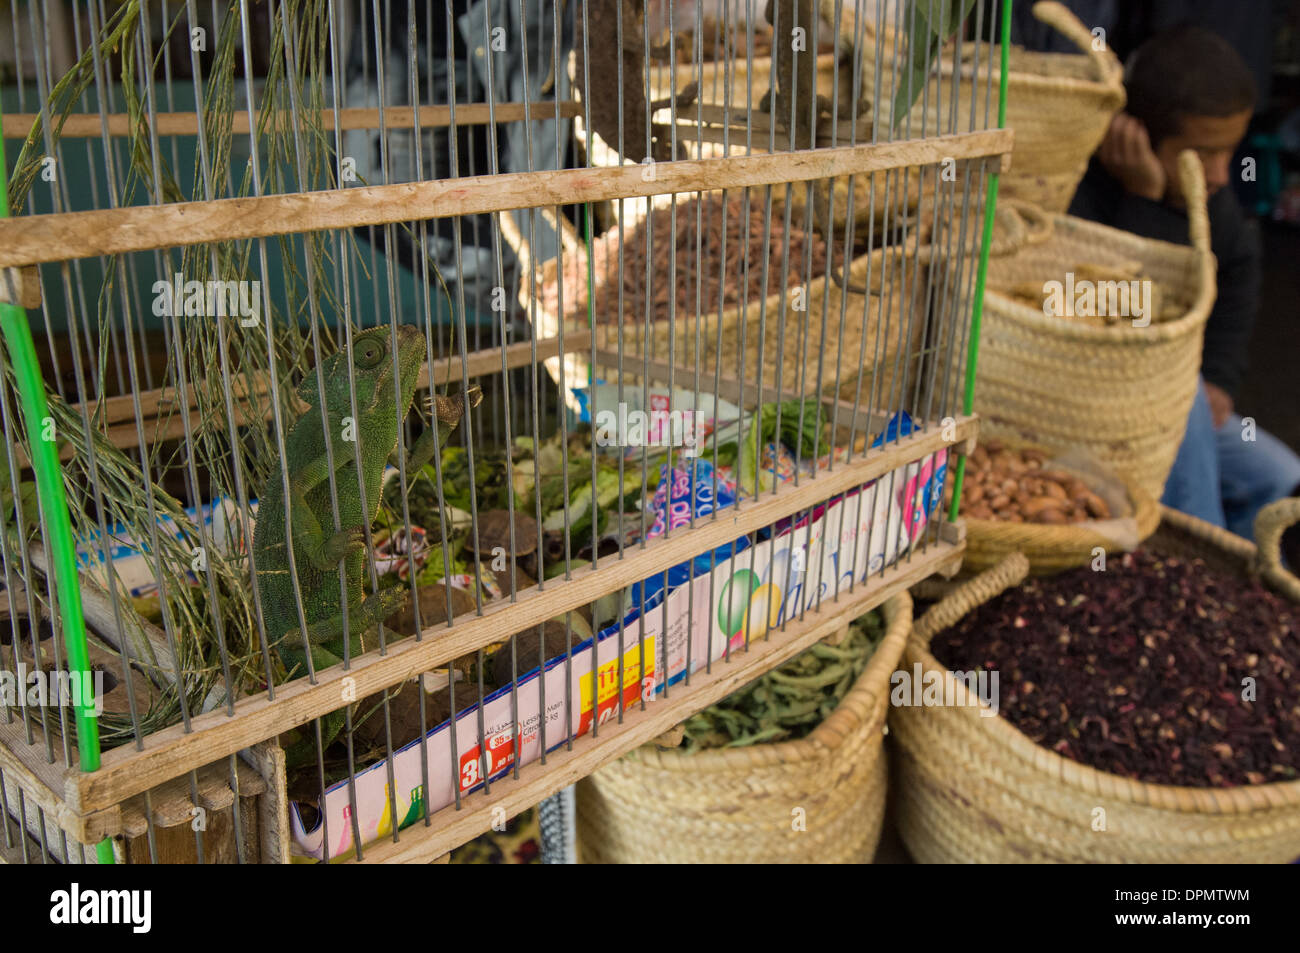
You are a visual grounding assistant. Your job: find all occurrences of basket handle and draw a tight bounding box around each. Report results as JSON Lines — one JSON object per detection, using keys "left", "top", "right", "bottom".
{"left": 1254, "top": 497, "right": 1300, "bottom": 603}
{"left": 986, "top": 199, "right": 1054, "bottom": 257}
{"left": 1031, "top": 1, "right": 1122, "bottom": 84}
{"left": 1177, "top": 149, "right": 1212, "bottom": 255}
{"left": 912, "top": 552, "right": 1029, "bottom": 644}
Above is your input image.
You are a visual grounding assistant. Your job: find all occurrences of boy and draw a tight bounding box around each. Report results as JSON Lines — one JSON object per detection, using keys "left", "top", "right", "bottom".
{"left": 1069, "top": 26, "right": 1300, "bottom": 553}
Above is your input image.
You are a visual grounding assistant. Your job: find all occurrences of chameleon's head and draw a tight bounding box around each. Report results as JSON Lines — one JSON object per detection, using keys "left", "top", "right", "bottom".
{"left": 299, "top": 324, "right": 426, "bottom": 418}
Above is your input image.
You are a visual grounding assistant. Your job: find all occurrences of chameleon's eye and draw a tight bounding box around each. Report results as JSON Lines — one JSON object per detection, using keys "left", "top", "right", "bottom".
{"left": 353, "top": 337, "right": 386, "bottom": 370}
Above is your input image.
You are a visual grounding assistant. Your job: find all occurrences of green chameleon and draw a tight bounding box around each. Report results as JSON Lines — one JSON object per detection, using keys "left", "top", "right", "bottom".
{"left": 253, "top": 324, "right": 480, "bottom": 765}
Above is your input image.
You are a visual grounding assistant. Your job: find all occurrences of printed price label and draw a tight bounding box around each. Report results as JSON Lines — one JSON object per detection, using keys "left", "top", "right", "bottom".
{"left": 577, "top": 637, "right": 655, "bottom": 734}
{"left": 457, "top": 729, "right": 516, "bottom": 792}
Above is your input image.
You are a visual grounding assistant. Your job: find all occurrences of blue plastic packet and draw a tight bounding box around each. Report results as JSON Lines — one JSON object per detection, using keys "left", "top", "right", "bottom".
{"left": 629, "top": 457, "right": 749, "bottom": 611}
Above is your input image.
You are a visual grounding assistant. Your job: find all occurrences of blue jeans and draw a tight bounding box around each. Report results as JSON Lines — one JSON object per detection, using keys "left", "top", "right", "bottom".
{"left": 1162, "top": 380, "right": 1300, "bottom": 541}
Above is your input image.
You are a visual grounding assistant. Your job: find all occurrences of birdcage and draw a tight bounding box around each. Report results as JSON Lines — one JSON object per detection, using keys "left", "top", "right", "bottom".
{"left": 0, "top": 0, "right": 1010, "bottom": 864}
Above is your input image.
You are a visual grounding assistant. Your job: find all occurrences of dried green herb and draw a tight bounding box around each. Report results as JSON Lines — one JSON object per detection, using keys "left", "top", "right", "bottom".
{"left": 680, "top": 609, "right": 885, "bottom": 752}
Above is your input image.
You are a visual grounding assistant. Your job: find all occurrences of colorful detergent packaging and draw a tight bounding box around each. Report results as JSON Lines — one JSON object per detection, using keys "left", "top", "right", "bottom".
{"left": 872, "top": 412, "right": 947, "bottom": 546}
{"left": 629, "top": 457, "right": 749, "bottom": 616}
{"left": 754, "top": 411, "right": 944, "bottom": 536}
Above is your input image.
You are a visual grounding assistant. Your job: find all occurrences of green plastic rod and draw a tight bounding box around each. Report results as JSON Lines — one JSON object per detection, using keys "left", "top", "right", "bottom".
{"left": 584, "top": 201, "right": 596, "bottom": 394}
{"left": 0, "top": 115, "right": 115, "bottom": 865}
{"left": 947, "top": 0, "right": 1011, "bottom": 525}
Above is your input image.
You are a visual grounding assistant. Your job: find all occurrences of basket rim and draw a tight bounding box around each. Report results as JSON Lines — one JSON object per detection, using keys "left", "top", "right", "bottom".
{"left": 936, "top": 57, "right": 1125, "bottom": 100}
{"left": 983, "top": 288, "right": 1212, "bottom": 344}
{"left": 982, "top": 206, "right": 1216, "bottom": 344}
{"left": 905, "top": 529, "right": 1300, "bottom": 815}
{"left": 626, "top": 590, "right": 912, "bottom": 772}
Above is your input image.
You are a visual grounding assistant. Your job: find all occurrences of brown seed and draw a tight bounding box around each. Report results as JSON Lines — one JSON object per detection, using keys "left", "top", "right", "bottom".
{"left": 993, "top": 452, "right": 1023, "bottom": 473}
{"left": 1022, "top": 496, "right": 1062, "bottom": 517}
{"left": 1082, "top": 491, "right": 1111, "bottom": 519}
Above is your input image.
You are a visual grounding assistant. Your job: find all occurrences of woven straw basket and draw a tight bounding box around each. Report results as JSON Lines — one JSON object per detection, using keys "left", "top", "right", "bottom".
{"left": 518, "top": 202, "right": 930, "bottom": 408}
{"left": 893, "top": 502, "right": 1300, "bottom": 863}
{"left": 959, "top": 441, "right": 1161, "bottom": 576}
{"left": 840, "top": 0, "right": 1124, "bottom": 214}
{"left": 575, "top": 592, "right": 911, "bottom": 863}
{"left": 951, "top": 151, "right": 1216, "bottom": 500}
{"left": 620, "top": 241, "right": 928, "bottom": 405}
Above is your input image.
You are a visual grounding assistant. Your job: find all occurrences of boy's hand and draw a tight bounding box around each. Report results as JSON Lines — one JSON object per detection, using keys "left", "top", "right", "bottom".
{"left": 1098, "top": 113, "right": 1167, "bottom": 202}
{"left": 1204, "top": 381, "right": 1234, "bottom": 430}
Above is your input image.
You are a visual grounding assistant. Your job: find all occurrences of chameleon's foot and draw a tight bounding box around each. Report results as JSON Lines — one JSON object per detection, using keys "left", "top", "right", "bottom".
{"left": 371, "top": 585, "right": 410, "bottom": 621}
{"left": 299, "top": 586, "right": 411, "bottom": 648}
{"left": 425, "top": 384, "right": 484, "bottom": 426}
{"left": 323, "top": 527, "right": 365, "bottom": 564}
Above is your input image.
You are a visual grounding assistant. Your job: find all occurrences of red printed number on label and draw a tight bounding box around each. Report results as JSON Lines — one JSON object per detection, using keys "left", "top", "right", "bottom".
{"left": 458, "top": 732, "right": 516, "bottom": 792}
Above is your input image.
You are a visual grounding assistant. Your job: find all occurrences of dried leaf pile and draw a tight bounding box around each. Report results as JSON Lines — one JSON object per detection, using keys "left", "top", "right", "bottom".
{"left": 931, "top": 550, "right": 1300, "bottom": 788}
{"left": 678, "top": 609, "right": 885, "bottom": 752}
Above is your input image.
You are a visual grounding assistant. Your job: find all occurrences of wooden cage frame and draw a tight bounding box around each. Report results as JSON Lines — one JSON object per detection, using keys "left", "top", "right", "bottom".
{"left": 0, "top": 113, "right": 1011, "bottom": 862}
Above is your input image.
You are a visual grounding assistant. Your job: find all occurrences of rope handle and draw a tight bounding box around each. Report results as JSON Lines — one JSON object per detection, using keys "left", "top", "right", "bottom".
{"left": 988, "top": 198, "right": 1054, "bottom": 256}
{"left": 1177, "top": 150, "right": 1212, "bottom": 255}
{"left": 1031, "top": 1, "right": 1122, "bottom": 84}
{"left": 919, "top": 197, "right": 1055, "bottom": 265}
{"left": 912, "top": 551, "right": 1029, "bottom": 645}
{"left": 1254, "top": 497, "right": 1300, "bottom": 603}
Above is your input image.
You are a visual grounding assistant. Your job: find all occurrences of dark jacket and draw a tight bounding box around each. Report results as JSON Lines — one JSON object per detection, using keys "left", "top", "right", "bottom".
{"left": 1068, "top": 159, "right": 1261, "bottom": 401}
